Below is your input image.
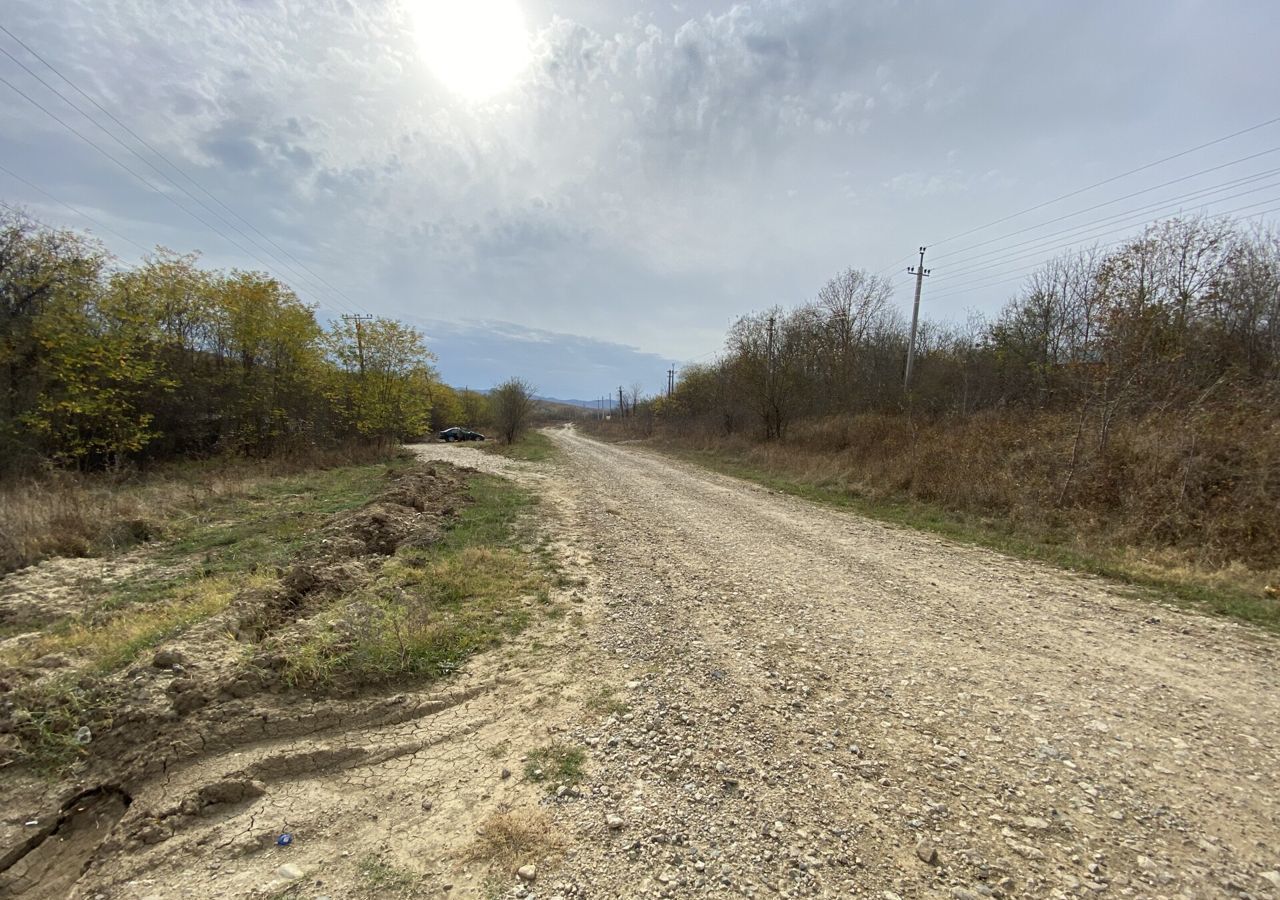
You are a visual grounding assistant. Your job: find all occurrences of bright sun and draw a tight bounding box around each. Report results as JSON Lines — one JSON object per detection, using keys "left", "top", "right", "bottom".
{"left": 411, "top": 0, "right": 532, "bottom": 101}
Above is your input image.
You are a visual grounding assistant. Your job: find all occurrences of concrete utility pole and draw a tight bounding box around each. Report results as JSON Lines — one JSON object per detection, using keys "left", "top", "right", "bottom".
{"left": 667, "top": 366, "right": 676, "bottom": 398}
{"left": 618, "top": 385, "right": 625, "bottom": 418}
{"left": 903, "top": 247, "right": 930, "bottom": 390}
{"left": 342, "top": 314, "right": 374, "bottom": 376}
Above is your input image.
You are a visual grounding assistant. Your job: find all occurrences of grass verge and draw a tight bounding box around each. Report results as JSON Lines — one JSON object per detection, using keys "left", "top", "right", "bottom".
{"left": 282, "top": 474, "right": 554, "bottom": 689}
{"left": 667, "top": 446, "right": 1280, "bottom": 632}
{"left": 480, "top": 430, "right": 558, "bottom": 462}
{"left": 0, "top": 443, "right": 399, "bottom": 575}
{"left": 1, "top": 457, "right": 414, "bottom": 773}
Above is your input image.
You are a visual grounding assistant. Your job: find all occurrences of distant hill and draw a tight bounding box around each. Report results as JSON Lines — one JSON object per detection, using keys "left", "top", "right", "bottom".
{"left": 535, "top": 396, "right": 600, "bottom": 409}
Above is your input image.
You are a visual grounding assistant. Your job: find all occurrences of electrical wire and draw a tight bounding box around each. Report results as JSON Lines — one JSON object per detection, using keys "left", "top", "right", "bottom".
{"left": 935, "top": 173, "right": 1280, "bottom": 281}
{"left": 0, "top": 43, "right": 363, "bottom": 317}
{"left": 0, "top": 24, "right": 370, "bottom": 316}
{"left": 0, "top": 162, "right": 151, "bottom": 255}
{"left": 926, "top": 113, "right": 1280, "bottom": 249}
{"left": 923, "top": 194, "right": 1280, "bottom": 303}
{"left": 929, "top": 146, "right": 1280, "bottom": 264}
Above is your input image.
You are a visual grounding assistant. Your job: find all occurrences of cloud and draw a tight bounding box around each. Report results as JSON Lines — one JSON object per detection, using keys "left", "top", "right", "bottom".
{"left": 2, "top": 0, "right": 1275, "bottom": 393}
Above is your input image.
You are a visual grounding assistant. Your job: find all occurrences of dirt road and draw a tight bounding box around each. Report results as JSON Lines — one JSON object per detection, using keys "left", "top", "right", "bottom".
{"left": 5, "top": 428, "right": 1278, "bottom": 898}
{"left": 525, "top": 426, "right": 1280, "bottom": 898}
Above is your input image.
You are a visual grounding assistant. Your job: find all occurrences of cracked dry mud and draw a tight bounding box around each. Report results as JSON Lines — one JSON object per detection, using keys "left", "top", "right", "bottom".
{"left": 4, "top": 427, "right": 1279, "bottom": 899}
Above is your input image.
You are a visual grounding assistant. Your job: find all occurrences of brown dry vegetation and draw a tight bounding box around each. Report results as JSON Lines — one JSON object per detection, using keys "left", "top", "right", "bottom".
{"left": 0, "top": 443, "right": 397, "bottom": 575}
{"left": 459, "top": 809, "right": 565, "bottom": 876}
{"left": 627, "top": 406, "right": 1280, "bottom": 624}
{"left": 587, "top": 215, "right": 1280, "bottom": 622}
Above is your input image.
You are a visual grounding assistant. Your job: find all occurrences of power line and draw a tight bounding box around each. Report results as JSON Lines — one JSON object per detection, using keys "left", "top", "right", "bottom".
{"left": 0, "top": 39, "right": 363, "bottom": 318}
{"left": 0, "top": 71, "right": 359, "bottom": 316}
{"left": 0, "top": 162, "right": 150, "bottom": 254}
{"left": 932, "top": 188, "right": 1280, "bottom": 290}
{"left": 0, "top": 24, "right": 370, "bottom": 317}
{"left": 924, "top": 194, "right": 1280, "bottom": 304}
{"left": 929, "top": 146, "right": 1280, "bottom": 264}
{"left": 926, "top": 113, "right": 1280, "bottom": 249}
{"left": 936, "top": 172, "right": 1280, "bottom": 281}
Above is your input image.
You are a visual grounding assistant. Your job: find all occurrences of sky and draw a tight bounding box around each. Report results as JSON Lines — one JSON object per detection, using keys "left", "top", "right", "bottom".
{"left": 2, "top": 0, "right": 1278, "bottom": 399}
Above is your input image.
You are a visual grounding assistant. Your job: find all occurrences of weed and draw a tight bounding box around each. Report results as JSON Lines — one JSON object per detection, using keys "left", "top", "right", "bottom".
{"left": 0, "top": 446, "right": 402, "bottom": 574}
{"left": 356, "top": 854, "right": 421, "bottom": 897}
{"left": 523, "top": 742, "right": 586, "bottom": 788}
{"left": 585, "top": 685, "right": 629, "bottom": 718}
{"left": 460, "top": 810, "right": 565, "bottom": 874}
{"left": 283, "top": 476, "right": 552, "bottom": 690}
{"left": 8, "top": 573, "right": 271, "bottom": 672}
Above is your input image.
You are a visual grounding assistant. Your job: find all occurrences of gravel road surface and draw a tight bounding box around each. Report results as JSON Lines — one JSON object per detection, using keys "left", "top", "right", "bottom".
{"left": 529, "top": 426, "right": 1280, "bottom": 899}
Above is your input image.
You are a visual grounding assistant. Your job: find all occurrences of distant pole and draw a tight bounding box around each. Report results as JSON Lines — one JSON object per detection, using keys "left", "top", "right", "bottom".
{"left": 904, "top": 247, "right": 930, "bottom": 390}
{"left": 342, "top": 314, "right": 375, "bottom": 376}
{"left": 667, "top": 365, "right": 676, "bottom": 398}
{"left": 618, "top": 385, "right": 625, "bottom": 418}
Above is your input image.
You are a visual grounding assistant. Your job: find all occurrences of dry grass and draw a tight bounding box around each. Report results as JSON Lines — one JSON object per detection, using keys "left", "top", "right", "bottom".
{"left": 5, "top": 573, "right": 273, "bottom": 672}
{"left": 0, "top": 444, "right": 399, "bottom": 574}
{"left": 617, "top": 400, "right": 1280, "bottom": 628}
{"left": 459, "top": 809, "right": 566, "bottom": 875}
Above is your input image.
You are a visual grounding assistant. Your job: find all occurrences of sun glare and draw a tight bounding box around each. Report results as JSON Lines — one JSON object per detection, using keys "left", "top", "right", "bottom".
{"left": 411, "top": 0, "right": 532, "bottom": 101}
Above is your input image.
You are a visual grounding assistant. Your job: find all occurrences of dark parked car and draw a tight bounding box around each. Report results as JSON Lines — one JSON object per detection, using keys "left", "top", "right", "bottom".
{"left": 438, "top": 426, "right": 486, "bottom": 442}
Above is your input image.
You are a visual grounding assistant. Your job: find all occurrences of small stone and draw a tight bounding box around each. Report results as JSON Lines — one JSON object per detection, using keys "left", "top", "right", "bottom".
{"left": 915, "top": 840, "right": 938, "bottom": 865}
{"left": 606, "top": 814, "right": 625, "bottom": 830}
{"left": 517, "top": 864, "right": 537, "bottom": 882}
{"left": 1261, "top": 872, "right": 1280, "bottom": 889}
{"left": 276, "top": 863, "right": 303, "bottom": 881}
{"left": 1022, "top": 816, "right": 1051, "bottom": 830}
{"left": 421, "top": 799, "right": 433, "bottom": 811}
{"left": 500, "top": 767, "right": 512, "bottom": 780}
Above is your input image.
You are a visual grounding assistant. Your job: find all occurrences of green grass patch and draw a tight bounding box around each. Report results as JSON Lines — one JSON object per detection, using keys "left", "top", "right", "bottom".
{"left": 2, "top": 460, "right": 410, "bottom": 776}
{"left": 156, "top": 459, "right": 411, "bottom": 576}
{"left": 480, "top": 430, "right": 557, "bottom": 462}
{"left": 356, "top": 854, "right": 422, "bottom": 897}
{"left": 11, "top": 573, "right": 270, "bottom": 673}
{"left": 585, "top": 684, "right": 629, "bottom": 718}
{"left": 523, "top": 742, "right": 586, "bottom": 788}
{"left": 283, "top": 475, "right": 553, "bottom": 690}
{"left": 3, "top": 677, "right": 108, "bottom": 775}
{"left": 669, "top": 446, "right": 1280, "bottom": 633}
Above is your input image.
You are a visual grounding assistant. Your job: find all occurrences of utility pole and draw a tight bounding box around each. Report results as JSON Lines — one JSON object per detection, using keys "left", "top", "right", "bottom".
{"left": 667, "top": 365, "right": 676, "bottom": 398}
{"left": 904, "top": 247, "right": 930, "bottom": 390}
{"left": 618, "top": 385, "right": 625, "bottom": 418}
{"left": 342, "top": 314, "right": 374, "bottom": 376}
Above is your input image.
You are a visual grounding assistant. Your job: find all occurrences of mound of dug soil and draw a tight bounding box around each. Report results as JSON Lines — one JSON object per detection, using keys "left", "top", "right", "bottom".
{"left": 0, "top": 461, "right": 477, "bottom": 897}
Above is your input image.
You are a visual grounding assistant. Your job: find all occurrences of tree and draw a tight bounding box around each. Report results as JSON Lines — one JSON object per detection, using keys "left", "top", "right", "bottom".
{"left": 326, "top": 317, "right": 437, "bottom": 447}
{"left": 491, "top": 377, "right": 535, "bottom": 444}
{"left": 429, "top": 382, "right": 465, "bottom": 432}
{"left": 459, "top": 388, "right": 492, "bottom": 429}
